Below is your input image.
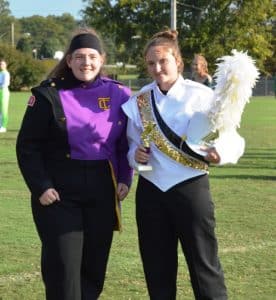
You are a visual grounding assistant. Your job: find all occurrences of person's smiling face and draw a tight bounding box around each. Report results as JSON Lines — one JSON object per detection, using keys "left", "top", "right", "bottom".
{"left": 67, "top": 48, "right": 104, "bottom": 82}
{"left": 145, "top": 45, "right": 180, "bottom": 91}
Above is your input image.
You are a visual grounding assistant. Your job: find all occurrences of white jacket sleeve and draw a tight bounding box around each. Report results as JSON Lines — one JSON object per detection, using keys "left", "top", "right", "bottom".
{"left": 126, "top": 119, "right": 141, "bottom": 169}
{"left": 122, "top": 96, "right": 143, "bottom": 169}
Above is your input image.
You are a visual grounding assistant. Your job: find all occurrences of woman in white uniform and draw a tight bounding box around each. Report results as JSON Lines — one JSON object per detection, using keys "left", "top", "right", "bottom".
{"left": 122, "top": 29, "right": 244, "bottom": 300}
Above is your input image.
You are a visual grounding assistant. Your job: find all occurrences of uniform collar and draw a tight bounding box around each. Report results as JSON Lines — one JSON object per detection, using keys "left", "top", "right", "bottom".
{"left": 154, "top": 75, "right": 185, "bottom": 97}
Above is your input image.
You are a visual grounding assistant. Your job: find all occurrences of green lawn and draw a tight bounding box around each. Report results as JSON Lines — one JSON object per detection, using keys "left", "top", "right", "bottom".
{"left": 0, "top": 93, "right": 275, "bottom": 299}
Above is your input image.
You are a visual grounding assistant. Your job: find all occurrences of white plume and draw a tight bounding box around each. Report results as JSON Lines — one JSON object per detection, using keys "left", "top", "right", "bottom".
{"left": 209, "top": 49, "right": 259, "bottom": 132}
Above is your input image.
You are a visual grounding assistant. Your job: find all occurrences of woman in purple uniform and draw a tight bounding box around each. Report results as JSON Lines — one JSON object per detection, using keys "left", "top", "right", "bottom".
{"left": 16, "top": 28, "right": 133, "bottom": 300}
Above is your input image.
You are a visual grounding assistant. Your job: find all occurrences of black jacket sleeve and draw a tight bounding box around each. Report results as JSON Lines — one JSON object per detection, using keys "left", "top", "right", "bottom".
{"left": 16, "top": 91, "right": 55, "bottom": 198}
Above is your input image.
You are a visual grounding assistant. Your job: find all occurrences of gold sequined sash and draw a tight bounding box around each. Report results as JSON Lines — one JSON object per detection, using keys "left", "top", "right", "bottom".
{"left": 137, "top": 91, "right": 209, "bottom": 172}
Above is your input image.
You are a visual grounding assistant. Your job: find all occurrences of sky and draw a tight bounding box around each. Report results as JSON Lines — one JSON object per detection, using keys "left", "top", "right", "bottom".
{"left": 8, "top": 0, "right": 85, "bottom": 19}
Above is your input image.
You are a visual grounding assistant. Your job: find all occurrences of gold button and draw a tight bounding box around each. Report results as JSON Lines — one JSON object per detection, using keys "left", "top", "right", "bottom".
{"left": 181, "top": 134, "right": 187, "bottom": 141}
{"left": 50, "top": 82, "right": 56, "bottom": 87}
{"left": 59, "top": 117, "right": 66, "bottom": 122}
{"left": 66, "top": 154, "right": 70, "bottom": 158}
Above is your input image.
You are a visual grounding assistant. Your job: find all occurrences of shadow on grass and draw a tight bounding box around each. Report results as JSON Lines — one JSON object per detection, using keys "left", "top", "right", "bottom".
{"left": 210, "top": 174, "right": 276, "bottom": 180}
{"left": 244, "top": 153, "right": 276, "bottom": 159}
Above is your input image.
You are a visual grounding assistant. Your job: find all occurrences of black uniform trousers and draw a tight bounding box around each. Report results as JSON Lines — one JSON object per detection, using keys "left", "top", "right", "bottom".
{"left": 136, "top": 175, "right": 227, "bottom": 300}
{"left": 31, "top": 160, "right": 116, "bottom": 300}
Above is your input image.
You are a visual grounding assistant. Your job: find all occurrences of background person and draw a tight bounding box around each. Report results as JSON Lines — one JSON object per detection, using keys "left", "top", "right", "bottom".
{"left": 122, "top": 29, "right": 244, "bottom": 300}
{"left": 191, "top": 53, "right": 213, "bottom": 87}
{"left": 16, "top": 27, "right": 133, "bottom": 300}
{"left": 0, "top": 59, "right": 10, "bottom": 133}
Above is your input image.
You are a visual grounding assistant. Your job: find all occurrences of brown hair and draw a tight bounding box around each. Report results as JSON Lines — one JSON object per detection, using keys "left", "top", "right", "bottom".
{"left": 192, "top": 54, "right": 209, "bottom": 73}
{"left": 47, "top": 27, "right": 106, "bottom": 79}
{"left": 143, "top": 29, "right": 184, "bottom": 73}
{"left": 0, "top": 59, "right": 7, "bottom": 66}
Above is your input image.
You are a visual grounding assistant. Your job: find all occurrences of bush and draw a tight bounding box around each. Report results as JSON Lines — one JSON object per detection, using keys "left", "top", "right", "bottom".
{"left": 39, "top": 59, "right": 58, "bottom": 75}
{"left": 0, "top": 43, "right": 47, "bottom": 91}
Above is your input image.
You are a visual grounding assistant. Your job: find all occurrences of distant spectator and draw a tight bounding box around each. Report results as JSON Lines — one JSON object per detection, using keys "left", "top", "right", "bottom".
{"left": 191, "top": 54, "right": 213, "bottom": 88}
{"left": 0, "top": 59, "right": 10, "bottom": 133}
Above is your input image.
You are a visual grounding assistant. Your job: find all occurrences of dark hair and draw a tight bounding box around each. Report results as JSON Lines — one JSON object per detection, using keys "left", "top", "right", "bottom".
{"left": 47, "top": 27, "right": 106, "bottom": 79}
{"left": 143, "top": 29, "right": 184, "bottom": 73}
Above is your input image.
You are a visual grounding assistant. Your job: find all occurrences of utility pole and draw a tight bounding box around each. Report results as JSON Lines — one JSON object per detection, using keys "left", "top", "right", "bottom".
{"left": 11, "top": 22, "right": 14, "bottom": 47}
{"left": 171, "top": 0, "right": 177, "bottom": 30}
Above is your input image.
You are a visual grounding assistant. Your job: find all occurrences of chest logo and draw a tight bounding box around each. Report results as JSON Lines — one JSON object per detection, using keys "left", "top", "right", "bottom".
{"left": 98, "top": 97, "right": 111, "bottom": 110}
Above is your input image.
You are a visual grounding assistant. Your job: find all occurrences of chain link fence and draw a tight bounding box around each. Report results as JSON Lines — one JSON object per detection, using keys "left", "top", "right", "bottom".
{"left": 252, "top": 77, "right": 275, "bottom": 96}
{"left": 120, "top": 77, "right": 275, "bottom": 97}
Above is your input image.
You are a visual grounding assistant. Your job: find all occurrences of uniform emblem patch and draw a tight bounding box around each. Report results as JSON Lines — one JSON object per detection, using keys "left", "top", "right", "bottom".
{"left": 27, "top": 95, "right": 36, "bottom": 107}
{"left": 98, "top": 97, "right": 110, "bottom": 110}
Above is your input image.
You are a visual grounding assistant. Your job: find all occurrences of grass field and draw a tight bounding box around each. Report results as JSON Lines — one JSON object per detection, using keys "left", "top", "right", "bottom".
{"left": 0, "top": 93, "right": 275, "bottom": 299}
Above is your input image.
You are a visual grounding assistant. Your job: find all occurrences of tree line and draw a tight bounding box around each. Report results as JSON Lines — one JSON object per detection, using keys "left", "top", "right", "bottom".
{"left": 0, "top": 0, "right": 275, "bottom": 90}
